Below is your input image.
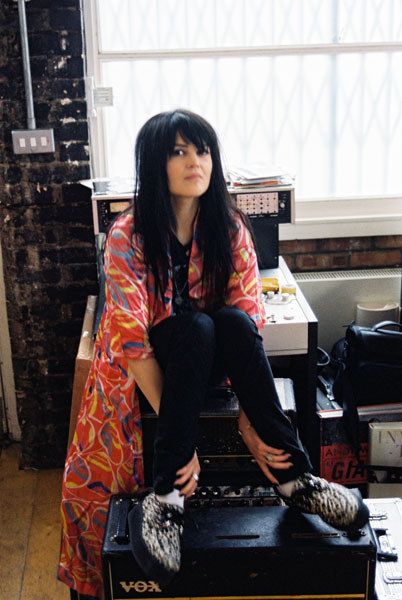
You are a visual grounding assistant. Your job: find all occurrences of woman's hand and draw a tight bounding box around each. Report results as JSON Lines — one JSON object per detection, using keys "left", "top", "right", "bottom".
{"left": 238, "top": 413, "right": 293, "bottom": 485}
{"left": 174, "top": 451, "right": 200, "bottom": 498}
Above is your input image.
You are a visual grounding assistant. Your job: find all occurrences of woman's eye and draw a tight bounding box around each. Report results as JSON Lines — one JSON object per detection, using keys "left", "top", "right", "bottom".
{"left": 173, "top": 148, "right": 185, "bottom": 156}
{"left": 198, "top": 147, "right": 210, "bottom": 155}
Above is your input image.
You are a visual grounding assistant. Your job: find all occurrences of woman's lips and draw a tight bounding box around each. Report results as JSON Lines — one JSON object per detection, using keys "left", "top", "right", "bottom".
{"left": 185, "top": 173, "right": 203, "bottom": 180}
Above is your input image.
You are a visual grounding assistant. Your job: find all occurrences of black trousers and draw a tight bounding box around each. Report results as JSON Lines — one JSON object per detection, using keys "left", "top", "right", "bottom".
{"left": 149, "top": 306, "right": 312, "bottom": 494}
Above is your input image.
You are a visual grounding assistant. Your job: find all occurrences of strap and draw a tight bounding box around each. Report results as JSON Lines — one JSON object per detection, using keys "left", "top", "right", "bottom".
{"left": 332, "top": 358, "right": 361, "bottom": 460}
{"left": 341, "top": 368, "right": 361, "bottom": 461}
{"left": 317, "top": 346, "right": 330, "bottom": 369}
{"left": 372, "top": 320, "right": 402, "bottom": 332}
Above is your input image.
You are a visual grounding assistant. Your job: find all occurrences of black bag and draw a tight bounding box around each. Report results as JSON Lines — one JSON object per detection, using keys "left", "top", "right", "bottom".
{"left": 332, "top": 320, "right": 402, "bottom": 457}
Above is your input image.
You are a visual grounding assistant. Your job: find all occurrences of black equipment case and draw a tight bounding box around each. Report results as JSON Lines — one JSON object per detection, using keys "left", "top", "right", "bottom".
{"left": 365, "top": 497, "right": 402, "bottom": 600}
{"left": 102, "top": 494, "right": 376, "bottom": 600}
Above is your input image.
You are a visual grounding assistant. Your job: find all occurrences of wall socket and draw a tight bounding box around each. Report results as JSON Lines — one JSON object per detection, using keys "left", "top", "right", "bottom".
{"left": 12, "top": 128, "right": 55, "bottom": 154}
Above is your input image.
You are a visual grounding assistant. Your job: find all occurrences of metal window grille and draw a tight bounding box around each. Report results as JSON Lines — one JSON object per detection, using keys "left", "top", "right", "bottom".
{"left": 86, "top": 0, "right": 402, "bottom": 200}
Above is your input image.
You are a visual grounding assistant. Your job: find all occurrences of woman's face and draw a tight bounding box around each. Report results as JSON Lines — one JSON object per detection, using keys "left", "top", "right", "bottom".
{"left": 166, "top": 133, "right": 213, "bottom": 202}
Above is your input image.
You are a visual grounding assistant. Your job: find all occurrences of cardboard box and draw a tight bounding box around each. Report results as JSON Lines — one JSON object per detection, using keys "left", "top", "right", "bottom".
{"left": 367, "top": 483, "right": 402, "bottom": 498}
{"left": 318, "top": 403, "right": 402, "bottom": 485}
{"left": 68, "top": 295, "right": 97, "bottom": 447}
{"left": 368, "top": 420, "right": 402, "bottom": 484}
{"left": 368, "top": 421, "right": 402, "bottom": 469}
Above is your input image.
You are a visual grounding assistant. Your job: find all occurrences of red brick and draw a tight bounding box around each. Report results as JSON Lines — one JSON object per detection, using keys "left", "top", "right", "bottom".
{"left": 279, "top": 240, "right": 298, "bottom": 253}
{"left": 328, "top": 253, "right": 350, "bottom": 269}
{"left": 281, "top": 254, "right": 295, "bottom": 271}
{"left": 280, "top": 239, "right": 317, "bottom": 254}
{"left": 374, "top": 235, "right": 402, "bottom": 249}
{"left": 349, "top": 237, "right": 374, "bottom": 251}
{"left": 319, "top": 237, "right": 372, "bottom": 252}
{"left": 350, "top": 250, "right": 401, "bottom": 268}
{"left": 295, "top": 253, "right": 333, "bottom": 271}
{"left": 299, "top": 239, "right": 318, "bottom": 253}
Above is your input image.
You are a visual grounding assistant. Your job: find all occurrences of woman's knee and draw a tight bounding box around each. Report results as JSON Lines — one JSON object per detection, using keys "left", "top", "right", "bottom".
{"left": 213, "top": 306, "right": 257, "bottom": 338}
{"left": 176, "top": 311, "right": 216, "bottom": 347}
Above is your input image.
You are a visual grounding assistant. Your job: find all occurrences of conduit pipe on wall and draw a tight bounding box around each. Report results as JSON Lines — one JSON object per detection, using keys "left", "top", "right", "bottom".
{"left": 17, "top": 0, "right": 36, "bottom": 129}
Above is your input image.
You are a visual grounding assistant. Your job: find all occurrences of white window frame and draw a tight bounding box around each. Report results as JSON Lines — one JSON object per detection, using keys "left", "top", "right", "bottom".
{"left": 83, "top": 0, "right": 402, "bottom": 240}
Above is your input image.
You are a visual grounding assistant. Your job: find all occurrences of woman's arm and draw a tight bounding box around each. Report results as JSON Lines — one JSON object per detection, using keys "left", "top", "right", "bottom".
{"left": 104, "top": 215, "right": 154, "bottom": 361}
{"left": 238, "top": 407, "right": 293, "bottom": 485}
{"left": 226, "top": 218, "right": 266, "bottom": 330}
{"left": 127, "top": 357, "right": 164, "bottom": 414}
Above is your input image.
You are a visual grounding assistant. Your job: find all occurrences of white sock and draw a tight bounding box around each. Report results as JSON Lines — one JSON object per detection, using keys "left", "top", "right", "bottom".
{"left": 156, "top": 488, "right": 185, "bottom": 509}
{"left": 277, "top": 480, "right": 296, "bottom": 497}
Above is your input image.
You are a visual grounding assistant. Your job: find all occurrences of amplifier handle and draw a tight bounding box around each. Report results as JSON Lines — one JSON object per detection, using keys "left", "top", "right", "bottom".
{"left": 372, "top": 527, "right": 398, "bottom": 562}
{"left": 113, "top": 497, "right": 136, "bottom": 544}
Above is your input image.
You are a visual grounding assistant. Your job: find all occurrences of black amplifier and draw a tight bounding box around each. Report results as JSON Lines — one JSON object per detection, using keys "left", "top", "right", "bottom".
{"left": 248, "top": 215, "right": 278, "bottom": 269}
{"left": 102, "top": 494, "right": 376, "bottom": 600}
{"left": 141, "top": 378, "right": 297, "bottom": 487}
{"left": 229, "top": 185, "right": 295, "bottom": 268}
{"left": 92, "top": 195, "right": 132, "bottom": 234}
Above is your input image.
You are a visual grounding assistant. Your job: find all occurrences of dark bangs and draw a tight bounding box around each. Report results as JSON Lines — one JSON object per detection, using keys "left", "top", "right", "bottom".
{"left": 165, "top": 110, "right": 218, "bottom": 155}
{"left": 134, "top": 109, "right": 219, "bottom": 202}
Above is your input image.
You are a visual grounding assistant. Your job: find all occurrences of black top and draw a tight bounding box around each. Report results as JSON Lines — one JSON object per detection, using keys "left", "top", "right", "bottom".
{"left": 170, "top": 233, "right": 193, "bottom": 315}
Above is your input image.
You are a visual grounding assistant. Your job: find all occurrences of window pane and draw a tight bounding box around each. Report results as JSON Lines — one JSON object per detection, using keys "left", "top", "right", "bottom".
{"left": 336, "top": 52, "right": 402, "bottom": 196}
{"left": 339, "top": 0, "right": 402, "bottom": 43}
{"left": 101, "top": 52, "right": 402, "bottom": 198}
{"left": 97, "top": 0, "right": 402, "bottom": 52}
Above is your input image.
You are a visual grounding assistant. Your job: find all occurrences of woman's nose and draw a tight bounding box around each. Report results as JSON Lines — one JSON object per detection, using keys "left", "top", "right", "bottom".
{"left": 187, "top": 149, "right": 200, "bottom": 167}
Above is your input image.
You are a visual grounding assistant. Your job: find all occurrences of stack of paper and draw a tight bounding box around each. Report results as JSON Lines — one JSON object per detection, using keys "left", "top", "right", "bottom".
{"left": 227, "top": 163, "right": 294, "bottom": 188}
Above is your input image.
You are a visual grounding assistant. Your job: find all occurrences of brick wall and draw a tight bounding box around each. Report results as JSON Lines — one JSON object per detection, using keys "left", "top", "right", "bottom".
{"left": 280, "top": 235, "right": 402, "bottom": 272}
{"left": 0, "top": 0, "right": 97, "bottom": 468}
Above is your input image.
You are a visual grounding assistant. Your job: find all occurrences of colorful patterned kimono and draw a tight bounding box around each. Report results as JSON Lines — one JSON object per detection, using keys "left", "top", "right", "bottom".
{"left": 58, "top": 211, "right": 266, "bottom": 597}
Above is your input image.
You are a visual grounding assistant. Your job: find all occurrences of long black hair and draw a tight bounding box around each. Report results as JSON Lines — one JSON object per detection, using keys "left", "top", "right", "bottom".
{"left": 133, "top": 109, "right": 251, "bottom": 311}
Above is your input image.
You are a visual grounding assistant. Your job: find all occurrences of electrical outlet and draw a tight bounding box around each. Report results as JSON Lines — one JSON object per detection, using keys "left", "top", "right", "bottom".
{"left": 12, "top": 128, "right": 55, "bottom": 154}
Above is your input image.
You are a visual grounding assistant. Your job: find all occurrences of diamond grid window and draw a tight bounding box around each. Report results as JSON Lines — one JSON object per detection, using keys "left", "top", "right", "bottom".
{"left": 94, "top": 0, "right": 402, "bottom": 199}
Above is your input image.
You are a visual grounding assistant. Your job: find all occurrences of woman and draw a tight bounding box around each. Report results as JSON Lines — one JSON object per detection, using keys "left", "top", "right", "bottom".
{"left": 58, "top": 109, "right": 368, "bottom": 598}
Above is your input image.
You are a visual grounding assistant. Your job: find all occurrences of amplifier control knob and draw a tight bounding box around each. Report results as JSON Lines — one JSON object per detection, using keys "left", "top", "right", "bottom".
{"left": 199, "top": 487, "right": 209, "bottom": 498}
{"left": 283, "top": 312, "right": 295, "bottom": 320}
{"left": 211, "top": 487, "right": 221, "bottom": 498}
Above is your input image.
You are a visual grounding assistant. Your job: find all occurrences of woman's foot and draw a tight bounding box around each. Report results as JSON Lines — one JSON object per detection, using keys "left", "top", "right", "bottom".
{"left": 128, "top": 492, "right": 184, "bottom": 587}
{"left": 277, "top": 473, "right": 369, "bottom": 532}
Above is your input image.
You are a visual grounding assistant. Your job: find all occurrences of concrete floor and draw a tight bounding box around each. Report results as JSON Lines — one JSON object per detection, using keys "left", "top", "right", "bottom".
{"left": 0, "top": 443, "right": 69, "bottom": 600}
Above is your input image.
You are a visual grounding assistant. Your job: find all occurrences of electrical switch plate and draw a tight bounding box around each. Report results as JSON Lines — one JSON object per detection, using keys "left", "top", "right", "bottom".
{"left": 93, "top": 87, "right": 113, "bottom": 107}
{"left": 12, "top": 128, "right": 55, "bottom": 154}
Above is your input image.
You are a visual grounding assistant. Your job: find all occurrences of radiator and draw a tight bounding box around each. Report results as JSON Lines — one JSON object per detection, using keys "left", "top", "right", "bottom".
{"left": 294, "top": 268, "right": 402, "bottom": 352}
